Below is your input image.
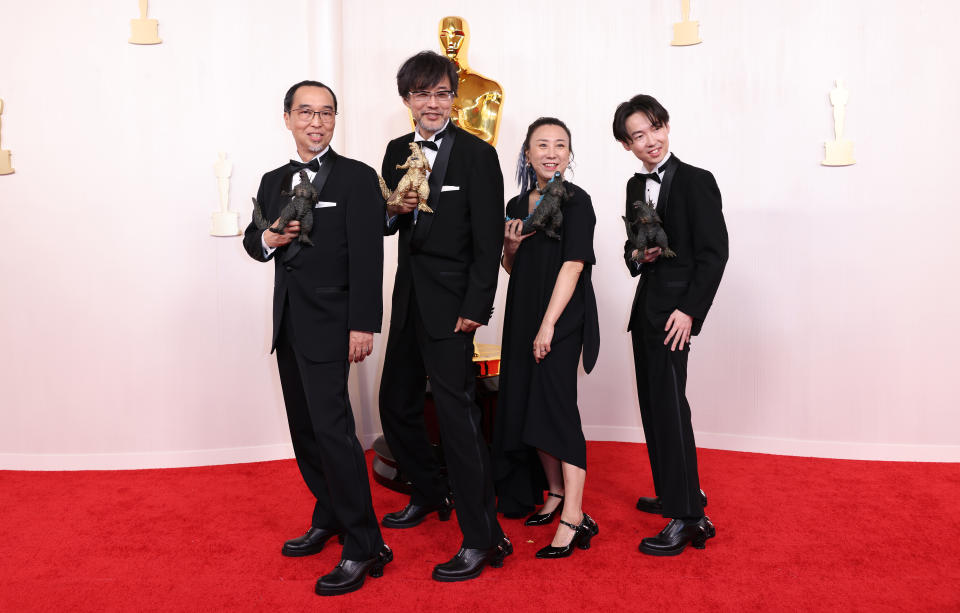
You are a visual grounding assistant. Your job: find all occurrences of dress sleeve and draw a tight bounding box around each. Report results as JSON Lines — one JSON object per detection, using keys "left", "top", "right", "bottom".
{"left": 561, "top": 188, "right": 597, "bottom": 265}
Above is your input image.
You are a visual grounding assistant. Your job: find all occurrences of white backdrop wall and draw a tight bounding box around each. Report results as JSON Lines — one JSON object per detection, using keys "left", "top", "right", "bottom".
{"left": 1, "top": 0, "right": 958, "bottom": 469}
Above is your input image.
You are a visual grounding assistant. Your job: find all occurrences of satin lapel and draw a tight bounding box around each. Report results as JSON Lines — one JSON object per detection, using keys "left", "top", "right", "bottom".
{"left": 656, "top": 154, "right": 680, "bottom": 219}
{"left": 411, "top": 127, "right": 456, "bottom": 249}
{"left": 283, "top": 150, "right": 338, "bottom": 264}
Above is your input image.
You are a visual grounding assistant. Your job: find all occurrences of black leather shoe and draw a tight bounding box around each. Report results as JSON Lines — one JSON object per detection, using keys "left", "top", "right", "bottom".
{"left": 315, "top": 544, "right": 393, "bottom": 596}
{"left": 381, "top": 497, "right": 453, "bottom": 529}
{"left": 431, "top": 536, "right": 513, "bottom": 582}
{"left": 535, "top": 513, "right": 599, "bottom": 559}
{"left": 636, "top": 489, "right": 708, "bottom": 514}
{"left": 524, "top": 492, "right": 564, "bottom": 526}
{"left": 638, "top": 516, "right": 715, "bottom": 556}
{"left": 281, "top": 527, "right": 345, "bottom": 557}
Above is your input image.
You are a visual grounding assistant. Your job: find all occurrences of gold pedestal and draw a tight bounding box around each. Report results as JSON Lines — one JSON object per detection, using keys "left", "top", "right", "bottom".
{"left": 210, "top": 211, "right": 240, "bottom": 237}
{"left": 671, "top": 20, "right": 701, "bottom": 46}
{"left": 129, "top": 19, "right": 161, "bottom": 45}
{"left": 0, "top": 150, "right": 13, "bottom": 175}
{"left": 822, "top": 140, "right": 855, "bottom": 166}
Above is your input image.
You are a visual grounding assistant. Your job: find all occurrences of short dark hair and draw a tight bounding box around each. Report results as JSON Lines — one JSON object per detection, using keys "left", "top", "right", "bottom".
{"left": 612, "top": 95, "right": 670, "bottom": 144}
{"left": 283, "top": 80, "right": 338, "bottom": 113}
{"left": 396, "top": 51, "right": 459, "bottom": 97}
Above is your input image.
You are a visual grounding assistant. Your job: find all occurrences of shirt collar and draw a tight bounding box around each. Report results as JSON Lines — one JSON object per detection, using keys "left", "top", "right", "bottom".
{"left": 292, "top": 147, "right": 329, "bottom": 165}
{"left": 415, "top": 120, "right": 450, "bottom": 143}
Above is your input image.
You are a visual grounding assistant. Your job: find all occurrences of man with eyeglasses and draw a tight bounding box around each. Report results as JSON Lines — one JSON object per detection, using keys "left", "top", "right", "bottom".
{"left": 243, "top": 80, "right": 390, "bottom": 596}
{"left": 378, "top": 51, "right": 509, "bottom": 582}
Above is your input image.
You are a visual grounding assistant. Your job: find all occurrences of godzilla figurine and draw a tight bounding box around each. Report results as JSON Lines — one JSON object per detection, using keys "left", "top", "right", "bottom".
{"left": 378, "top": 142, "right": 433, "bottom": 213}
{"left": 623, "top": 198, "right": 676, "bottom": 261}
{"left": 251, "top": 170, "right": 319, "bottom": 247}
{"left": 509, "top": 172, "right": 571, "bottom": 240}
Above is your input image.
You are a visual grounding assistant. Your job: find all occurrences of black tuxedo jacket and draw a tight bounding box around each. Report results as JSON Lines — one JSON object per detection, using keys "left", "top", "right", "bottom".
{"left": 623, "top": 154, "right": 728, "bottom": 336}
{"left": 243, "top": 151, "right": 384, "bottom": 362}
{"left": 382, "top": 125, "right": 504, "bottom": 339}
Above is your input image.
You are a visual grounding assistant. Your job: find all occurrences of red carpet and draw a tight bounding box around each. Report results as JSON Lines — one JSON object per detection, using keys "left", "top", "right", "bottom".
{"left": 1, "top": 442, "right": 958, "bottom": 612}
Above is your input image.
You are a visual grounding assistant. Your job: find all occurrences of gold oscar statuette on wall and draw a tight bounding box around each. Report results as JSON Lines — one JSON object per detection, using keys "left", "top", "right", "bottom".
{"left": 822, "top": 79, "right": 856, "bottom": 167}
{"left": 211, "top": 152, "right": 241, "bottom": 236}
{"left": 438, "top": 16, "right": 503, "bottom": 146}
{"left": 671, "top": 0, "right": 702, "bottom": 46}
{"left": 0, "top": 99, "right": 14, "bottom": 176}
{"left": 129, "top": 0, "right": 162, "bottom": 45}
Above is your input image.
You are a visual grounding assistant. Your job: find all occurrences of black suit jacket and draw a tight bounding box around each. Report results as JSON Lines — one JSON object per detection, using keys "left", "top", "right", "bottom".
{"left": 382, "top": 125, "right": 504, "bottom": 339}
{"left": 624, "top": 154, "right": 728, "bottom": 336}
{"left": 243, "top": 151, "right": 384, "bottom": 362}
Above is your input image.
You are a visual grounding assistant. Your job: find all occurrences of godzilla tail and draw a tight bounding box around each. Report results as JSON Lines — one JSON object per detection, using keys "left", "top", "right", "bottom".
{"left": 377, "top": 176, "right": 391, "bottom": 201}
{"left": 251, "top": 197, "right": 271, "bottom": 230}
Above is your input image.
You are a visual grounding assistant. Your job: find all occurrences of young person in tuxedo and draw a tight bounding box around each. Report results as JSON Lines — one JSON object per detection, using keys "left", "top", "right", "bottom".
{"left": 378, "top": 51, "right": 511, "bottom": 582}
{"left": 243, "top": 80, "right": 390, "bottom": 596}
{"left": 613, "top": 94, "right": 728, "bottom": 556}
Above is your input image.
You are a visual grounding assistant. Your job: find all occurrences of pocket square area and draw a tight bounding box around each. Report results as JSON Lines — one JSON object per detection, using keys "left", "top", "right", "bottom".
{"left": 315, "top": 201, "right": 337, "bottom": 208}
{"left": 440, "top": 185, "right": 459, "bottom": 192}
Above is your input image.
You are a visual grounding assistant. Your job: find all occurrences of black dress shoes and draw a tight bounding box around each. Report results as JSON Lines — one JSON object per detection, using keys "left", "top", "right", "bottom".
{"left": 535, "top": 513, "right": 599, "bottom": 559}
{"left": 281, "top": 527, "right": 344, "bottom": 557}
{"left": 638, "top": 516, "right": 715, "bottom": 556}
{"left": 431, "top": 536, "right": 513, "bottom": 582}
{"left": 315, "top": 544, "right": 393, "bottom": 596}
{"left": 381, "top": 497, "right": 453, "bottom": 529}
{"left": 524, "top": 492, "right": 564, "bottom": 526}
{"left": 635, "top": 489, "right": 708, "bottom": 514}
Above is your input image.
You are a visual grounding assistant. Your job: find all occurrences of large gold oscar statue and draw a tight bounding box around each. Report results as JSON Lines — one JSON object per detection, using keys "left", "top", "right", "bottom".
{"left": 439, "top": 16, "right": 503, "bottom": 146}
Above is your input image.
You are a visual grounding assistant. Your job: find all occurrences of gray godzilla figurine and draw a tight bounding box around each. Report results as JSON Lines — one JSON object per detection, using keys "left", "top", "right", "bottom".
{"left": 519, "top": 172, "right": 572, "bottom": 239}
{"left": 623, "top": 199, "right": 676, "bottom": 261}
{"left": 251, "top": 170, "right": 319, "bottom": 247}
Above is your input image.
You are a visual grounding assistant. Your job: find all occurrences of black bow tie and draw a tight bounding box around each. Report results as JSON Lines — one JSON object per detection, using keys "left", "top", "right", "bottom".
{"left": 289, "top": 157, "right": 321, "bottom": 172}
{"left": 415, "top": 140, "right": 439, "bottom": 151}
{"left": 635, "top": 170, "right": 662, "bottom": 183}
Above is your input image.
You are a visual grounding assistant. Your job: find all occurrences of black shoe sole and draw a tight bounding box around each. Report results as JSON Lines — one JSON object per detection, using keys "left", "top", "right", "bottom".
{"left": 315, "top": 551, "right": 392, "bottom": 596}
{"left": 639, "top": 525, "right": 715, "bottom": 557}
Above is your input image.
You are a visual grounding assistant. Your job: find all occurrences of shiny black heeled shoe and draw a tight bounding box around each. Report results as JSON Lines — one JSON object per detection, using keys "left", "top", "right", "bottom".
{"left": 535, "top": 513, "right": 599, "bottom": 559}
{"left": 315, "top": 544, "right": 393, "bottom": 596}
{"left": 524, "top": 492, "right": 565, "bottom": 526}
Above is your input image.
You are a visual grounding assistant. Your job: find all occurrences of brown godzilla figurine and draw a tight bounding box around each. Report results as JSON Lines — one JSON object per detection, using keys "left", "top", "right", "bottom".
{"left": 251, "top": 169, "right": 319, "bottom": 247}
{"left": 623, "top": 198, "right": 676, "bottom": 261}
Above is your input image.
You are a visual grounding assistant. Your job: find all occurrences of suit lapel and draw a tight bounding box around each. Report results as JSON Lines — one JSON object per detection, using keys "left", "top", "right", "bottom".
{"left": 411, "top": 126, "right": 456, "bottom": 249}
{"left": 283, "top": 150, "right": 338, "bottom": 264}
{"left": 655, "top": 153, "right": 680, "bottom": 219}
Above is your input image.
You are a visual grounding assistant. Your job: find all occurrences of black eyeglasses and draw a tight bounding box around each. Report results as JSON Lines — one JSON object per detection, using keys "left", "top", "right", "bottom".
{"left": 292, "top": 108, "right": 337, "bottom": 124}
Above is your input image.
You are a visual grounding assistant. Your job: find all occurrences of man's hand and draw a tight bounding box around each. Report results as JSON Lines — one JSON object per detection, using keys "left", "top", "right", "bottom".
{"left": 386, "top": 191, "right": 419, "bottom": 216}
{"left": 636, "top": 246, "right": 662, "bottom": 264}
{"left": 664, "top": 309, "right": 693, "bottom": 351}
{"left": 263, "top": 219, "right": 300, "bottom": 248}
{"left": 533, "top": 322, "right": 554, "bottom": 364}
{"left": 454, "top": 317, "right": 482, "bottom": 334}
{"left": 348, "top": 331, "right": 374, "bottom": 363}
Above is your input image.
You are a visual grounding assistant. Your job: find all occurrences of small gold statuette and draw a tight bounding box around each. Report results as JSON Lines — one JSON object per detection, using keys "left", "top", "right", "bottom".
{"left": 822, "top": 79, "right": 856, "bottom": 167}
{"left": 671, "top": 0, "right": 702, "bottom": 46}
{"left": 438, "top": 16, "right": 503, "bottom": 146}
{"left": 379, "top": 142, "right": 433, "bottom": 213}
{"left": 0, "top": 99, "right": 13, "bottom": 176}
{"left": 211, "top": 152, "right": 240, "bottom": 236}
{"left": 129, "top": 0, "right": 162, "bottom": 45}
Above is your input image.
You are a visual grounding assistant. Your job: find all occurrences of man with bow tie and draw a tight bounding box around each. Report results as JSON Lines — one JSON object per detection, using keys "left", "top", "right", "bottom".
{"left": 378, "top": 51, "right": 509, "bottom": 582}
{"left": 243, "top": 80, "right": 390, "bottom": 596}
{"left": 613, "top": 94, "right": 728, "bottom": 557}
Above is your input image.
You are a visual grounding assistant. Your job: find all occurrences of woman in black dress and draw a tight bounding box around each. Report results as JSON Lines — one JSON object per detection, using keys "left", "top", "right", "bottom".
{"left": 493, "top": 117, "right": 600, "bottom": 558}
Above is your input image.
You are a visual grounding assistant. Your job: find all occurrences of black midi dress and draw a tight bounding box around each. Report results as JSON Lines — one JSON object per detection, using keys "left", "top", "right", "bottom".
{"left": 492, "top": 182, "right": 600, "bottom": 517}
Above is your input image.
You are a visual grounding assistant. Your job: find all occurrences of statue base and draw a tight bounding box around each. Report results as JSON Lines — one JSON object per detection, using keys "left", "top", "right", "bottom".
{"left": 822, "top": 140, "right": 856, "bottom": 166}
{"left": 129, "top": 19, "right": 161, "bottom": 45}
{"left": 210, "top": 211, "right": 240, "bottom": 236}
{"left": 671, "top": 21, "right": 702, "bottom": 46}
{"left": 0, "top": 150, "right": 13, "bottom": 175}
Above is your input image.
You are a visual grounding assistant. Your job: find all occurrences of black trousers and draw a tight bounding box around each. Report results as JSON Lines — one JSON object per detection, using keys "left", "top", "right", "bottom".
{"left": 630, "top": 286, "right": 705, "bottom": 519}
{"left": 379, "top": 294, "right": 502, "bottom": 549}
{"left": 275, "top": 308, "right": 383, "bottom": 561}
